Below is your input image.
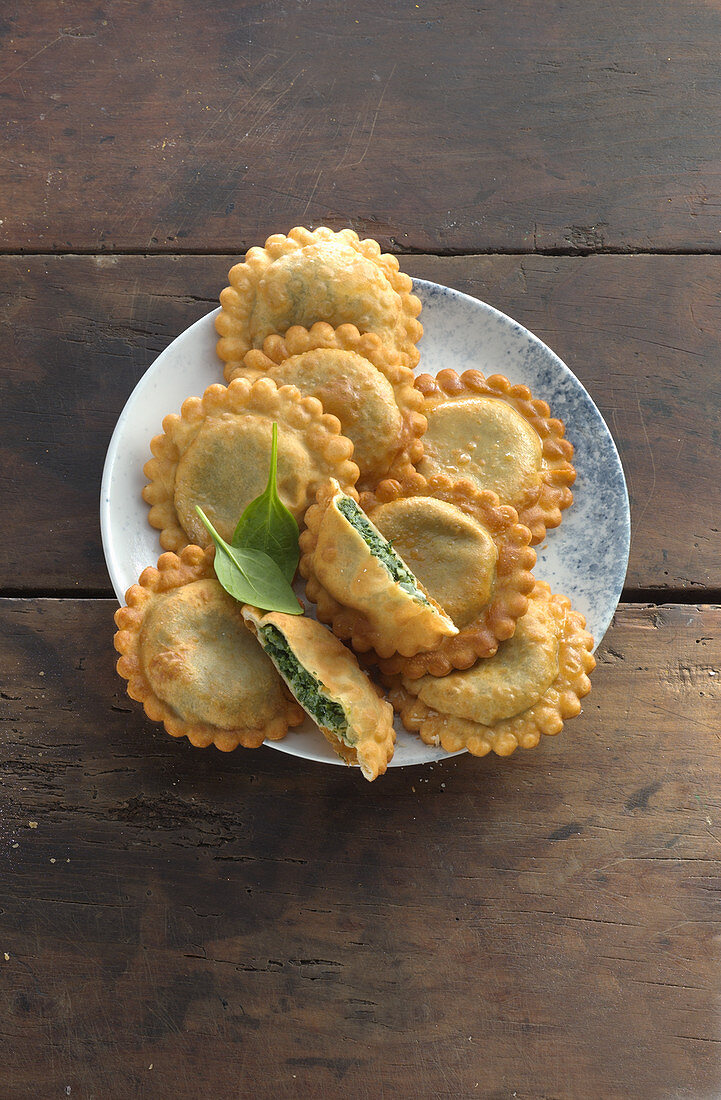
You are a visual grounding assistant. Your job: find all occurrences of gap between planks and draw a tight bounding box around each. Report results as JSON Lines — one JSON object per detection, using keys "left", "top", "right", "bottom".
{"left": 1, "top": 588, "right": 720, "bottom": 605}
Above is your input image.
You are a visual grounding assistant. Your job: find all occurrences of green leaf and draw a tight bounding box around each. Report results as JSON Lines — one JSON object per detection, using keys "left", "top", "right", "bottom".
{"left": 196, "top": 507, "right": 302, "bottom": 615}
{"left": 232, "top": 422, "right": 300, "bottom": 582}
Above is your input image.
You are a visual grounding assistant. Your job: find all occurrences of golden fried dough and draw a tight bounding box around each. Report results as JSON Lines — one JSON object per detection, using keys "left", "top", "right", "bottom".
{"left": 358, "top": 474, "right": 536, "bottom": 678}
{"left": 415, "top": 369, "right": 576, "bottom": 543}
{"left": 215, "top": 226, "right": 422, "bottom": 375}
{"left": 389, "top": 583, "right": 595, "bottom": 758}
{"left": 114, "top": 546, "right": 304, "bottom": 750}
{"left": 142, "top": 376, "right": 359, "bottom": 551}
{"left": 243, "top": 606, "right": 395, "bottom": 781}
{"left": 229, "top": 323, "right": 427, "bottom": 487}
{"left": 300, "top": 478, "right": 458, "bottom": 660}
{"left": 369, "top": 495, "right": 498, "bottom": 628}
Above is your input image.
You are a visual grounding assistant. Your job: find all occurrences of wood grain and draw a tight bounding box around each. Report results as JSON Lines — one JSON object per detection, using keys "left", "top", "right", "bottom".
{"left": 2, "top": 253, "right": 719, "bottom": 593}
{"left": 3, "top": 2, "right": 718, "bottom": 1095}
{"left": 1, "top": 598, "right": 720, "bottom": 1098}
{"left": 2, "top": 0, "right": 721, "bottom": 253}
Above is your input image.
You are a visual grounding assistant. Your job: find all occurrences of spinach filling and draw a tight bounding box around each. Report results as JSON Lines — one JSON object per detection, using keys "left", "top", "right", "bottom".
{"left": 259, "top": 625, "right": 351, "bottom": 740}
{"left": 337, "top": 496, "right": 431, "bottom": 605}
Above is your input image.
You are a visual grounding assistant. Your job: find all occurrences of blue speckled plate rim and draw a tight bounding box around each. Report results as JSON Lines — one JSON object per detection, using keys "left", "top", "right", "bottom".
{"left": 411, "top": 276, "right": 631, "bottom": 650}
{"left": 101, "top": 278, "right": 630, "bottom": 772}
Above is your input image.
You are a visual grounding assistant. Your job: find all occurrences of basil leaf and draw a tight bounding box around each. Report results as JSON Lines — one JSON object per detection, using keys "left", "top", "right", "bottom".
{"left": 232, "top": 422, "right": 300, "bottom": 582}
{"left": 196, "top": 507, "right": 302, "bottom": 615}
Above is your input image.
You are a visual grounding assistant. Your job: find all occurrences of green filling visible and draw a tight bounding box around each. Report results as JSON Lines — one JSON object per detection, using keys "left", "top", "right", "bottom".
{"left": 337, "top": 496, "right": 431, "bottom": 606}
{"left": 259, "top": 625, "right": 352, "bottom": 741}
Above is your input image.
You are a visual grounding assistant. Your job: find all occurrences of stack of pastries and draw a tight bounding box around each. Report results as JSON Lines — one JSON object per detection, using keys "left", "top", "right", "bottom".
{"left": 114, "top": 226, "right": 596, "bottom": 781}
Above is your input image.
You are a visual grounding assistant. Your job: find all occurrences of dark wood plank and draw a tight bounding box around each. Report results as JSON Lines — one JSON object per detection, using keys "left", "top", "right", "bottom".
{"left": 1, "top": 598, "right": 720, "bottom": 1098}
{"left": 2, "top": 254, "right": 718, "bottom": 593}
{"left": 3, "top": 0, "right": 721, "bottom": 252}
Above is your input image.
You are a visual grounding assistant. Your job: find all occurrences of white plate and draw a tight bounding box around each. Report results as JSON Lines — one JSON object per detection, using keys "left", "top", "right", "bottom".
{"left": 101, "top": 280, "right": 630, "bottom": 769}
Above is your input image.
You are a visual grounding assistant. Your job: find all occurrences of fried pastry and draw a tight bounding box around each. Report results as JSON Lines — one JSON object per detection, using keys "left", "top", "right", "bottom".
{"left": 215, "top": 226, "right": 422, "bottom": 374}
{"left": 300, "top": 478, "right": 458, "bottom": 660}
{"left": 228, "top": 322, "right": 427, "bottom": 488}
{"left": 242, "top": 607, "right": 395, "bottom": 781}
{"left": 143, "top": 376, "right": 359, "bottom": 552}
{"left": 415, "top": 369, "right": 576, "bottom": 543}
{"left": 359, "top": 473, "right": 537, "bottom": 678}
{"left": 113, "top": 545, "right": 304, "bottom": 750}
{"left": 388, "top": 583, "right": 595, "bottom": 758}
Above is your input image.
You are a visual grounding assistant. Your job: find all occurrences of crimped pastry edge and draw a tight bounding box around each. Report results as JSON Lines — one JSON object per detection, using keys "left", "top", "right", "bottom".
{"left": 415, "top": 368, "right": 576, "bottom": 544}
{"left": 362, "top": 472, "right": 537, "bottom": 677}
{"left": 300, "top": 472, "right": 536, "bottom": 675}
{"left": 113, "top": 545, "right": 305, "bottom": 750}
{"left": 387, "top": 582, "right": 595, "bottom": 758}
{"left": 242, "top": 605, "right": 395, "bottom": 782}
{"left": 215, "top": 225, "right": 423, "bottom": 373}
{"left": 142, "top": 375, "right": 359, "bottom": 552}
{"left": 300, "top": 477, "right": 461, "bottom": 660}
{"left": 227, "top": 321, "right": 428, "bottom": 487}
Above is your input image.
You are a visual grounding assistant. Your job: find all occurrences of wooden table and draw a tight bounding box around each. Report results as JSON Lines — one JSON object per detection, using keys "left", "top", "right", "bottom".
{"left": 2, "top": 4, "right": 720, "bottom": 1097}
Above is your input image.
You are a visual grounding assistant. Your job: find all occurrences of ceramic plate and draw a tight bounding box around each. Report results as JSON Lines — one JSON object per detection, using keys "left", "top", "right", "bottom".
{"left": 101, "top": 279, "right": 630, "bottom": 769}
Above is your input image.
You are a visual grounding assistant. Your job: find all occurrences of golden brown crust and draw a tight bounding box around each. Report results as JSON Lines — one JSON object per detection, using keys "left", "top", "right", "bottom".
{"left": 414, "top": 369, "right": 576, "bottom": 544}
{"left": 301, "top": 473, "right": 536, "bottom": 675}
{"left": 113, "top": 546, "right": 304, "bottom": 750}
{"left": 227, "top": 322, "right": 427, "bottom": 488}
{"left": 361, "top": 473, "right": 537, "bottom": 677}
{"left": 299, "top": 478, "right": 459, "bottom": 660}
{"left": 215, "top": 226, "right": 422, "bottom": 374}
{"left": 142, "top": 375, "right": 359, "bottom": 552}
{"left": 388, "top": 583, "right": 595, "bottom": 758}
{"left": 242, "top": 607, "right": 395, "bottom": 781}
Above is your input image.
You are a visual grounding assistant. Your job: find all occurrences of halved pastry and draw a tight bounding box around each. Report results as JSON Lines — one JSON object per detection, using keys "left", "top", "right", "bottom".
{"left": 387, "top": 583, "right": 595, "bottom": 758}
{"left": 215, "top": 226, "right": 423, "bottom": 374}
{"left": 300, "top": 478, "right": 458, "bottom": 660}
{"left": 242, "top": 607, "right": 395, "bottom": 781}
{"left": 227, "top": 322, "right": 427, "bottom": 488}
{"left": 142, "top": 376, "right": 359, "bottom": 552}
{"left": 113, "top": 545, "right": 304, "bottom": 750}
{"left": 359, "top": 473, "right": 537, "bottom": 678}
{"left": 414, "top": 369, "right": 576, "bottom": 544}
